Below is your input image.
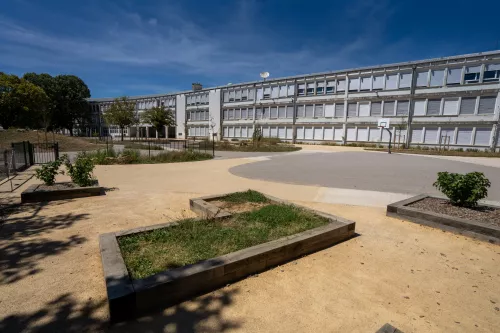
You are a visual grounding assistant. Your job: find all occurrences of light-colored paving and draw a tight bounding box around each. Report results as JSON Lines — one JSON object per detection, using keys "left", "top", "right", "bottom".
{"left": 0, "top": 154, "right": 499, "bottom": 332}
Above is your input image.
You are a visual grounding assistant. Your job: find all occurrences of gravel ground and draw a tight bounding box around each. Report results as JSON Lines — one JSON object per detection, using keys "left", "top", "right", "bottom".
{"left": 409, "top": 197, "right": 500, "bottom": 227}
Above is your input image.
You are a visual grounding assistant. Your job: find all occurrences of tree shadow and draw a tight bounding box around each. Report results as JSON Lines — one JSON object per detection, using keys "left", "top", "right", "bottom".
{"left": 0, "top": 288, "right": 242, "bottom": 333}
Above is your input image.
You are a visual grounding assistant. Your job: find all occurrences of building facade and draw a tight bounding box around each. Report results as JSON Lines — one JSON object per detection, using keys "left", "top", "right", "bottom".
{"left": 88, "top": 50, "right": 500, "bottom": 151}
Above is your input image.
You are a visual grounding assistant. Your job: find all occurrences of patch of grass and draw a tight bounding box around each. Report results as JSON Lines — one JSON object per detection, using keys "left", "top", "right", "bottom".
{"left": 118, "top": 203, "right": 330, "bottom": 279}
{"left": 364, "top": 148, "right": 500, "bottom": 158}
{"left": 85, "top": 148, "right": 118, "bottom": 165}
{"left": 88, "top": 149, "right": 213, "bottom": 165}
{"left": 123, "top": 143, "right": 164, "bottom": 150}
{"left": 219, "top": 190, "right": 269, "bottom": 204}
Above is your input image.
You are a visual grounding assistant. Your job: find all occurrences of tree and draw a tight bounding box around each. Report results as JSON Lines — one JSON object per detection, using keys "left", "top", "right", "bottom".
{"left": 23, "top": 73, "right": 57, "bottom": 131}
{"left": 141, "top": 105, "right": 176, "bottom": 138}
{"left": 53, "top": 75, "right": 91, "bottom": 135}
{"left": 103, "top": 96, "right": 136, "bottom": 141}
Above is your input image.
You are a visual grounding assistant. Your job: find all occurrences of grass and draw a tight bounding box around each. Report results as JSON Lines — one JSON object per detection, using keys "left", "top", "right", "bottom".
{"left": 118, "top": 203, "right": 330, "bottom": 279}
{"left": 364, "top": 147, "right": 500, "bottom": 157}
{"left": 86, "top": 148, "right": 212, "bottom": 165}
{"left": 219, "top": 190, "right": 269, "bottom": 204}
{"left": 0, "top": 129, "right": 108, "bottom": 152}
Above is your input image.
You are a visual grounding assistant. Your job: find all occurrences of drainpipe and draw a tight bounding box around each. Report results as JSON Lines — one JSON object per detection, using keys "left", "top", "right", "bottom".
{"left": 406, "top": 65, "right": 418, "bottom": 148}
{"left": 292, "top": 79, "right": 298, "bottom": 144}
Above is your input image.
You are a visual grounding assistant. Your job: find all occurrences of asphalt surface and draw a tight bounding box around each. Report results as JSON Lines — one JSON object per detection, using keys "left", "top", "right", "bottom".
{"left": 229, "top": 151, "right": 500, "bottom": 200}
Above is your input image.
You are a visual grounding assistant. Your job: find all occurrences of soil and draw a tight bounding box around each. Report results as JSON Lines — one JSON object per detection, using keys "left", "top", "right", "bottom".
{"left": 210, "top": 200, "right": 269, "bottom": 213}
{"left": 408, "top": 197, "right": 500, "bottom": 227}
{"left": 35, "top": 183, "right": 76, "bottom": 191}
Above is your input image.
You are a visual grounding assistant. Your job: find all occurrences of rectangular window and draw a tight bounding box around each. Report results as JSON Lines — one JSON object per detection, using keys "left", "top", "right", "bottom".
{"left": 358, "top": 102, "right": 370, "bottom": 117}
{"left": 440, "top": 128, "right": 455, "bottom": 144}
{"left": 326, "top": 81, "right": 335, "bottom": 94}
{"left": 456, "top": 128, "right": 472, "bottom": 145}
{"left": 263, "top": 87, "right": 271, "bottom": 99}
{"left": 373, "top": 75, "right": 384, "bottom": 90}
{"left": 335, "top": 103, "right": 344, "bottom": 117}
{"left": 271, "top": 86, "right": 279, "bottom": 98}
{"left": 316, "top": 81, "right": 325, "bottom": 94}
{"left": 305, "top": 105, "right": 314, "bottom": 117}
{"left": 369, "top": 128, "right": 380, "bottom": 142}
{"left": 228, "top": 109, "right": 234, "bottom": 120}
{"left": 262, "top": 107, "right": 269, "bottom": 119}
{"left": 411, "top": 128, "right": 423, "bottom": 143}
{"left": 334, "top": 127, "right": 343, "bottom": 141}
{"left": 396, "top": 100, "right": 409, "bottom": 116}
{"left": 360, "top": 77, "right": 371, "bottom": 91}
{"left": 371, "top": 102, "right": 382, "bottom": 116}
{"left": 430, "top": 70, "right": 445, "bottom": 87}
{"left": 196, "top": 95, "right": 201, "bottom": 104}
{"left": 229, "top": 127, "right": 234, "bottom": 137}
{"left": 270, "top": 106, "right": 278, "bottom": 118}
{"left": 229, "top": 91, "right": 235, "bottom": 102}
{"left": 313, "top": 127, "right": 323, "bottom": 140}
{"left": 324, "top": 127, "right": 334, "bottom": 140}
{"left": 286, "top": 106, "right": 294, "bottom": 118}
{"left": 483, "top": 64, "right": 500, "bottom": 82}
{"left": 234, "top": 108, "right": 241, "bottom": 119}
{"left": 416, "top": 71, "right": 429, "bottom": 87}
{"left": 347, "top": 103, "right": 357, "bottom": 117}
{"left": 298, "top": 83, "right": 305, "bottom": 96}
{"left": 278, "top": 127, "right": 286, "bottom": 139}
{"left": 446, "top": 68, "right": 462, "bottom": 85}
{"left": 242, "top": 127, "right": 248, "bottom": 138}
{"left": 296, "top": 105, "right": 305, "bottom": 118}
{"left": 460, "top": 97, "right": 476, "bottom": 115}
{"left": 306, "top": 82, "right": 315, "bottom": 95}
{"left": 337, "top": 79, "right": 346, "bottom": 92}
{"left": 278, "top": 106, "right": 286, "bottom": 118}
{"left": 478, "top": 96, "right": 496, "bottom": 114}
{"left": 235, "top": 90, "right": 242, "bottom": 101}
{"left": 424, "top": 128, "right": 438, "bottom": 144}
{"left": 346, "top": 128, "right": 356, "bottom": 141}
{"left": 241, "top": 108, "right": 247, "bottom": 119}
{"left": 286, "top": 127, "right": 293, "bottom": 139}
{"left": 223, "top": 109, "right": 228, "bottom": 119}
{"left": 248, "top": 89, "right": 255, "bottom": 100}
{"left": 223, "top": 92, "right": 229, "bottom": 103}
{"left": 413, "top": 99, "right": 426, "bottom": 116}
{"left": 426, "top": 99, "right": 441, "bottom": 116}
{"left": 255, "top": 108, "right": 262, "bottom": 119}
{"left": 399, "top": 73, "right": 412, "bottom": 88}
{"left": 324, "top": 104, "right": 334, "bottom": 117}
{"left": 241, "top": 89, "right": 248, "bottom": 101}
{"left": 270, "top": 127, "right": 278, "bottom": 138}
{"left": 464, "top": 66, "right": 481, "bottom": 83}
{"left": 474, "top": 128, "right": 491, "bottom": 145}
{"left": 296, "top": 127, "right": 304, "bottom": 140}
{"left": 385, "top": 74, "right": 398, "bottom": 90}
{"left": 223, "top": 127, "right": 228, "bottom": 137}
{"left": 383, "top": 101, "right": 395, "bottom": 116}
{"left": 348, "top": 77, "right": 359, "bottom": 92}
{"left": 279, "top": 85, "right": 287, "bottom": 97}
{"left": 304, "top": 127, "right": 314, "bottom": 140}
{"left": 357, "top": 128, "right": 368, "bottom": 141}
{"left": 442, "top": 98, "right": 459, "bottom": 115}
{"left": 314, "top": 104, "right": 324, "bottom": 117}
{"left": 287, "top": 85, "right": 295, "bottom": 96}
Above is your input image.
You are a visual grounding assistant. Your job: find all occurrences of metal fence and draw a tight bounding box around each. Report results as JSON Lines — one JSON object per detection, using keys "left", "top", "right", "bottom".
{"left": 126, "top": 138, "right": 215, "bottom": 157}
{"left": 31, "top": 142, "right": 59, "bottom": 164}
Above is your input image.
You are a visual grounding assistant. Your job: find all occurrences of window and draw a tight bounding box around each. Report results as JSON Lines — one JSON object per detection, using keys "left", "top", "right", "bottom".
{"left": 228, "top": 109, "right": 234, "bottom": 120}
{"left": 337, "top": 79, "right": 346, "bottom": 92}
{"left": 424, "top": 128, "right": 438, "bottom": 144}
{"left": 271, "top": 86, "right": 279, "bottom": 98}
{"left": 399, "top": 73, "right": 412, "bottom": 88}
{"left": 335, "top": 103, "right": 344, "bottom": 117}
{"left": 373, "top": 75, "right": 384, "bottom": 90}
{"left": 324, "top": 127, "right": 334, "bottom": 140}
{"left": 442, "top": 98, "right": 459, "bottom": 115}
{"left": 348, "top": 77, "right": 359, "bottom": 92}
{"left": 440, "top": 128, "right": 455, "bottom": 144}
{"left": 248, "top": 89, "right": 255, "bottom": 100}
{"left": 326, "top": 81, "right": 335, "bottom": 94}
{"left": 306, "top": 82, "right": 315, "bottom": 95}
{"left": 324, "top": 104, "right": 334, "bottom": 117}
{"left": 279, "top": 85, "right": 287, "bottom": 97}
{"left": 478, "top": 96, "right": 496, "bottom": 114}
{"left": 385, "top": 74, "right": 398, "bottom": 90}
{"left": 298, "top": 83, "right": 305, "bottom": 96}
{"left": 263, "top": 87, "right": 271, "bottom": 99}
{"left": 357, "top": 128, "right": 368, "bottom": 141}
{"left": 241, "top": 108, "right": 248, "bottom": 119}
{"left": 314, "top": 104, "right": 324, "bottom": 117}
{"left": 229, "top": 91, "right": 235, "bottom": 102}
{"left": 262, "top": 107, "right": 269, "bottom": 118}
{"left": 360, "top": 77, "right": 371, "bottom": 91}
{"left": 456, "top": 128, "right": 472, "bottom": 145}
{"left": 447, "top": 68, "right": 462, "bottom": 85}
{"left": 383, "top": 101, "right": 395, "bottom": 116}
{"left": 255, "top": 108, "right": 262, "bottom": 119}
{"left": 278, "top": 106, "right": 286, "bottom": 118}
{"left": 304, "top": 127, "right": 314, "bottom": 140}
{"left": 413, "top": 100, "right": 426, "bottom": 116}
{"left": 416, "top": 71, "right": 428, "bottom": 87}
{"left": 278, "top": 127, "right": 286, "bottom": 139}
{"left": 369, "top": 128, "right": 380, "bottom": 142}
{"left": 287, "top": 85, "right": 295, "bottom": 96}
{"left": 286, "top": 106, "right": 294, "bottom": 118}
{"left": 223, "top": 109, "right": 228, "bottom": 119}
{"left": 411, "top": 128, "right": 423, "bottom": 143}
{"left": 430, "top": 70, "right": 445, "bottom": 86}
{"left": 396, "top": 101, "right": 409, "bottom": 116}
{"left": 464, "top": 66, "right": 481, "bottom": 83}
{"left": 234, "top": 108, "right": 241, "bottom": 119}
{"left": 358, "top": 103, "right": 370, "bottom": 117}
{"left": 347, "top": 103, "right": 357, "bottom": 117}
{"left": 296, "top": 105, "right": 305, "bottom": 118}
{"left": 242, "top": 90, "right": 248, "bottom": 101}
{"left": 474, "top": 128, "right": 491, "bottom": 145}
{"left": 483, "top": 64, "right": 500, "bottom": 82}
{"left": 460, "top": 97, "right": 476, "bottom": 115}
{"left": 371, "top": 102, "right": 382, "bottom": 116}
{"left": 346, "top": 128, "right": 356, "bottom": 141}
{"left": 270, "top": 106, "right": 278, "bottom": 118}
{"left": 427, "top": 99, "right": 441, "bottom": 115}
{"left": 297, "top": 127, "right": 304, "bottom": 140}
{"left": 305, "top": 105, "right": 314, "bottom": 117}
{"left": 316, "top": 81, "right": 325, "bottom": 94}
{"left": 235, "top": 90, "right": 242, "bottom": 101}
{"left": 270, "top": 127, "right": 278, "bottom": 138}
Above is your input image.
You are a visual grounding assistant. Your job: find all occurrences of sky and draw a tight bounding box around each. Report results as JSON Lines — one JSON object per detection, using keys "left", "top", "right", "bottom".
{"left": 1, "top": 0, "right": 500, "bottom": 98}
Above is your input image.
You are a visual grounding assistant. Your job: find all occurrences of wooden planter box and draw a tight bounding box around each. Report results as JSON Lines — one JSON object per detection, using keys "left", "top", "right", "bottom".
{"left": 21, "top": 182, "right": 104, "bottom": 203}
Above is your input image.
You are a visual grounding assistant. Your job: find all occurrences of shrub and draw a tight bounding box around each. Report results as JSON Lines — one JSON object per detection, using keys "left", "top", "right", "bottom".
{"left": 64, "top": 153, "right": 96, "bottom": 187}
{"left": 35, "top": 157, "right": 64, "bottom": 186}
{"left": 433, "top": 171, "right": 491, "bottom": 207}
{"left": 120, "top": 149, "right": 141, "bottom": 163}
{"left": 86, "top": 148, "right": 117, "bottom": 165}
{"left": 230, "top": 138, "right": 239, "bottom": 142}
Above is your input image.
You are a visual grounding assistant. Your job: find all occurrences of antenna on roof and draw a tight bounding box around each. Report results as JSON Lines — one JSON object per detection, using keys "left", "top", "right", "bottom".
{"left": 260, "top": 72, "right": 270, "bottom": 81}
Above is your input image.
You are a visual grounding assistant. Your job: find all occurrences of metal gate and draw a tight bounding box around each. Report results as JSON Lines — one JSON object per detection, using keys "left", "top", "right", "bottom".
{"left": 30, "top": 142, "right": 59, "bottom": 164}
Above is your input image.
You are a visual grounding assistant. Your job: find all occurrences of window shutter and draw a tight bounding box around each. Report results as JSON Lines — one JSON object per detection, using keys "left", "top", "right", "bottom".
{"left": 474, "top": 128, "right": 491, "bottom": 145}
{"left": 411, "top": 128, "right": 423, "bottom": 143}
{"left": 399, "top": 73, "right": 412, "bottom": 88}
{"left": 430, "top": 70, "right": 444, "bottom": 86}
{"left": 427, "top": 99, "right": 441, "bottom": 115}
{"left": 337, "top": 79, "right": 346, "bottom": 91}
{"left": 286, "top": 127, "right": 293, "bottom": 139}
{"left": 459, "top": 98, "right": 476, "bottom": 115}
{"left": 324, "top": 104, "right": 334, "bottom": 117}
{"left": 358, "top": 103, "right": 370, "bottom": 117}
{"left": 278, "top": 106, "right": 286, "bottom": 118}
{"left": 371, "top": 102, "right": 382, "bottom": 116}
{"left": 255, "top": 108, "right": 262, "bottom": 119}
{"left": 262, "top": 126, "right": 270, "bottom": 137}
{"left": 424, "top": 128, "right": 438, "bottom": 143}
{"left": 279, "top": 85, "right": 287, "bottom": 97}
{"left": 348, "top": 77, "right": 359, "bottom": 91}
{"left": 416, "top": 71, "right": 428, "bottom": 87}
{"left": 442, "top": 98, "right": 459, "bottom": 115}
{"left": 372, "top": 75, "right": 384, "bottom": 90}
{"left": 324, "top": 127, "right": 334, "bottom": 140}
{"left": 305, "top": 105, "right": 314, "bottom": 117}
{"left": 314, "top": 105, "right": 324, "bottom": 117}
{"left": 383, "top": 101, "right": 395, "bottom": 116}
{"left": 286, "top": 106, "right": 294, "bottom": 118}
{"left": 248, "top": 89, "right": 255, "bottom": 100}
{"left": 413, "top": 100, "right": 426, "bottom": 116}
{"left": 456, "top": 128, "right": 472, "bottom": 145}
{"left": 360, "top": 77, "right": 371, "bottom": 90}
{"left": 396, "top": 101, "right": 409, "bottom": 116}
{"left": 346, "top": 128, "right": 356, "bottom": 141}
{"left": 271, "top": 86, "right": 279, "bottom": 98}
{"left": 369, "top": 128, "right": 380, "bottom": 141}
{"left": 278, "top": 127, "right": 286, "bottom": 139}
{"left": 270, "top": 107, "right": 278, "bottom": 118}
{"left": 242, "top": 127, "right": 248, "bottom": 138}
{"left": 478, "top": 96, "right": 496, "bottom": 114}
{"left": 347, "top": 103, "right": 357, "bottom": 117}
{"left": 287, "top": 85, "right": 295, "bottom": 96}
{"left": 334, "top": 127, "right": 343, "bottom": 141}
{"left": 296, "top": 105, "right": 305, "bottom": 118}
{"left": 241, "top": 108, "right": 247, "bottom": 119}
{"left": 446, "top": 68, "right": 462, "bottom": 85}
{"left": 440, "top": 128, "right": 455, "bottom": 143}
{"left": 304, "top": 127, "right": 313, "bottom": 140}
{"left": 297, "top": 127, "right": 304, "bottom": 140}
{"left": 357, "top": 128, "right": 368, "bottom": 141}
{"left": 386, "top": 74, "right": 398, "bottom": 89}
{"left": 270, "top": 127, "right": 278, "bottom": 137}
{"left": 223, "top": 92, "right": 229, "bottom": 102}
{"left": 335, "top": 103, "right": 344, "bottom": 117}
{"left": 313, "top": 127, "right": 323, "bottom": 140}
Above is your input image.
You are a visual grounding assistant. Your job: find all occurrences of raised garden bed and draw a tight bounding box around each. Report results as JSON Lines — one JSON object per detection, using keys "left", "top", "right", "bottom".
{"left": 21, "top": 181, "right": 104, "bottom": 203}
{"left": 387, "top": 194, "right": 500, "bottom": 244}
{"left": 99, "top": 190, "right": 356, "bottom": 323}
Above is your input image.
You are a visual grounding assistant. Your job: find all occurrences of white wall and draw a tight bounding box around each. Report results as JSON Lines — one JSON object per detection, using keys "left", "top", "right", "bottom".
{"left": 209, "top": 89, "right": 221, "bottom": 140}
{"left": 176, "top": 94, "right": 186, "bottom": 139}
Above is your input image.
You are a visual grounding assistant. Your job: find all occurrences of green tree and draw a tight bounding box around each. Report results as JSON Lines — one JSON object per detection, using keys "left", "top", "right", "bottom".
{"left": 103, "top": 96, "right": 136, "bottom": 141}
{"left": 23, "top": 73, "right": 57, "bottom": 131}
{"left": 53, "top": 75, "right": 91, "bottom": 135}
{"left": 141, "top": 105, "right": 176, "bottom": 138}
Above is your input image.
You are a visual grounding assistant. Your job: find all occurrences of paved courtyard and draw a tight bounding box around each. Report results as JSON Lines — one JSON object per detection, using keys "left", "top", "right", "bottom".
{"left": 0, "top": 147, "right": 499, "bottom": 332}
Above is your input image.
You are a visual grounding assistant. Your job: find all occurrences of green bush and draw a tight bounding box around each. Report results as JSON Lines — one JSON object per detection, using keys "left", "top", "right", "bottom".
{"left": 35, "top": 157, "right": 64, "bottom": 186}
{"left": 120, "top": 149, "right": 141, "bottom": 163}
{"left": 433, "top": 171, "right": 491, "bottom": 207}
{"left": 86, "top": 148, "right": 117, "bottom": 165}
{"left": 64, "top": 153, "right": 96, "bottom": 187}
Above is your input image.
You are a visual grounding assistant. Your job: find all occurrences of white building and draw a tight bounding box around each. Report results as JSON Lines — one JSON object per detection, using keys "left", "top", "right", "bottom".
{"left": 88, "top": 50, "right": 500, "bottom": 151}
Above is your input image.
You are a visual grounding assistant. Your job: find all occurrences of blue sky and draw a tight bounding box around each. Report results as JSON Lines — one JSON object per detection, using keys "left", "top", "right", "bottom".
{"left": 2, "top": 0, "right": 500, "bottom": 98}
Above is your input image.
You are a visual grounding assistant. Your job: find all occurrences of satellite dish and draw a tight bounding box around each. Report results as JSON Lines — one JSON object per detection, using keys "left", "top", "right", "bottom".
{"left": 227, "top": 83, "right": 232, "bottom": 85}
{"left": 260, "top": 72, "right": 270, "bottom": 79}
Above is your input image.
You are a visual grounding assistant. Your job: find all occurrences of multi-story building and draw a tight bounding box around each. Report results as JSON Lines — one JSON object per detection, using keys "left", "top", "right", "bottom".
{"left": 88, "top": 50, "right": 500, "bottom": 151}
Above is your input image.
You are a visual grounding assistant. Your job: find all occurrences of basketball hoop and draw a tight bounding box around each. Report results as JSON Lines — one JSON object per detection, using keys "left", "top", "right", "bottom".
{"left": 378, "top": 118, "right": 392, "bottom": 154}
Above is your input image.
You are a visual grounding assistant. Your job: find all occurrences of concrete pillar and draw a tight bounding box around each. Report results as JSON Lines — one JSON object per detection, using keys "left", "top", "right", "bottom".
{"left": 342, "top": 80, "right": 348, "bottom": 145}
{"left": 292, "top": 79, "right": 298, "bottom": 144}
{"left": 490, "top": 91, "right": 500, "bottom": 152}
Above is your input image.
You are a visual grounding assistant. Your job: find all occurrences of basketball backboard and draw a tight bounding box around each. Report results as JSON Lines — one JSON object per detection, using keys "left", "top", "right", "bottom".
{"left": 378, "top": 118, "right": 390, "bottom": 129}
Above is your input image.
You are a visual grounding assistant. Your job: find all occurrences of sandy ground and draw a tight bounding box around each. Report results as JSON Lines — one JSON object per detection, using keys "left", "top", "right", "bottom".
{"left": 0, "top": 153, "right": 499, "bottom": 333}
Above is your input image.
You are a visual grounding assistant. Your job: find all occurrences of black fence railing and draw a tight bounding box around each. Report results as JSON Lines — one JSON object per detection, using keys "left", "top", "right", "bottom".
{"left": 129, "top": 139, "right": 214, "bottom": 158}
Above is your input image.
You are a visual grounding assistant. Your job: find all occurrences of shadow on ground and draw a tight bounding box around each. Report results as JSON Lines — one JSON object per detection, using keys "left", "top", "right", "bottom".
{"left": 0, "top": 288, "right": 242, "bottom": 333}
